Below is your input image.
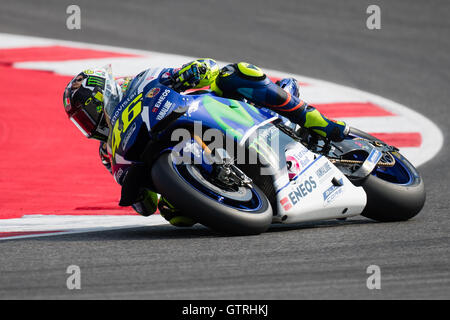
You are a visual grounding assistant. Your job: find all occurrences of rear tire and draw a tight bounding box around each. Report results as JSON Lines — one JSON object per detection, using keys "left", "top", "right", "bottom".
{"left": 349, "top": 128, "right": 426, "bottom": 221}
{"left": 151, "top": 153, "right": 273, "bottom": 235}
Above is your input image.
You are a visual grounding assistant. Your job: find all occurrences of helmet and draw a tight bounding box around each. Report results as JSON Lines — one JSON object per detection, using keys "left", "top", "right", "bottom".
{"left": 63, "top": 66, "right": 122, "bottom": 141}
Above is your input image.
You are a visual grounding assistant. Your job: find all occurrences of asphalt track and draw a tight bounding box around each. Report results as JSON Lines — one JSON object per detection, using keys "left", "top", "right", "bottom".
{"left": 0, "top": 0, "right": 449, "bottom": 300}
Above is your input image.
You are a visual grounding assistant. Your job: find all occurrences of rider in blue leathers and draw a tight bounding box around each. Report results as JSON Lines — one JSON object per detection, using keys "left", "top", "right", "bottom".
{"left": 63, "top": 59, "right": 348, "bottom": 227}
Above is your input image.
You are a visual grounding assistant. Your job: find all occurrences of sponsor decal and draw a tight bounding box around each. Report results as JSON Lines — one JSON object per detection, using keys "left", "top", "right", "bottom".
{"left": 111, "top": 91, "right": 138, "bottom": 124}
{"left": 111, "top": 93, "right": 143, "bottom": 157}
{"left": 280, "top": 197, "right": 292, "bottom": 211}
{"left": 86, "top": 75, "right": 105, "bottom": 88}
{"left": 122, "top": 122, "right": 137, "bottom": 147}
{"left": 156, "top": 100, "right": 174, "bottom": 120}
{"left": 95, "top": 70, "right": 106, "bottom": 77}
{"left": 286, "top": 148, "right": 311, "bottom": 178}
{"left": 286, "top": 155, "right": 300, "bottom": 180}
{"left": 146, "top": 87, "right": 160, "bottom": 98}
{"left": 161, "top": 71, "right": 172, "bottom": 79}
{"left": 322, "top": 178, "right": 344, "bottom": 204}
{"left": 64, "top": 97, "right": 70, "bottom": 109}
{"left": 151, "top": 88, "right": 170, "bottom": 114}
{"left": 298, "top": 157, "right": 311, "bottom": 171}
{"left": 367, "top": 149, "right": 382, "bottom": 164}
{"left": 325, "top": 188, "right": 344, "bottom": 205}
{"left": 315, "top": 162, "right": 332, "bottom": 179}
{"left": 288, "top": 176, "right": 317, "bottom": 205}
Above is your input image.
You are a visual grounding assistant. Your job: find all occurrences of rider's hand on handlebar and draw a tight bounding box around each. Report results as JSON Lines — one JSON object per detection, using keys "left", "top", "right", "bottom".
{"left": 171, "top": 61, "right": 208, "bottom": 92}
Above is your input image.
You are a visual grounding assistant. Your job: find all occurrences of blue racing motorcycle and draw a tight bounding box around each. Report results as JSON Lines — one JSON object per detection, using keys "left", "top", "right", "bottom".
{"left": 106, "top": 69, "right": 425, "bottom": 235}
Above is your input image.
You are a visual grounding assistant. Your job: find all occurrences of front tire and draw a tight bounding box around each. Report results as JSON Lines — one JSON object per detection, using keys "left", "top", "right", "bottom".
{"left": 151, "top": 153, "right": 273, "bottom": 235}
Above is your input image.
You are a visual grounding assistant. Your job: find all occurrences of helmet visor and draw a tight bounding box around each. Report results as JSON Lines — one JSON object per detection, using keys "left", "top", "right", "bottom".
{"left": 69, "top": 106, "right": 99, "bottom": 138}
{"left": 65, "top": 83, "right": 105, "bottom": 138}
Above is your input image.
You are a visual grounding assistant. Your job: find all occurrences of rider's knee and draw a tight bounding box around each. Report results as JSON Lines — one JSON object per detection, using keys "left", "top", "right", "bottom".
{"left": 211, "top": 62, "right": 268, "bottom": 97}
{"left": 235, "top": 62, "right": 266, "bottom": 80}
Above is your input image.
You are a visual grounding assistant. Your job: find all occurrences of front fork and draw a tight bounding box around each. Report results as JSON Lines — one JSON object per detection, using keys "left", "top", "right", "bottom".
{"left": 190, "top": 133, "right": 253, "bottom": 188}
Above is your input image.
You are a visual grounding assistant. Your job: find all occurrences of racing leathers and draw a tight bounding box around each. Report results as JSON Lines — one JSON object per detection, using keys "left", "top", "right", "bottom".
{"left": 101, "top": 59, "right": 348, "bottom": 227}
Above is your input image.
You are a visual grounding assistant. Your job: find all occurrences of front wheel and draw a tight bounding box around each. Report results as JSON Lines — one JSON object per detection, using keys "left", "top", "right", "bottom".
{"left": 151, "top": 153, "right": 273, "bottom": 235}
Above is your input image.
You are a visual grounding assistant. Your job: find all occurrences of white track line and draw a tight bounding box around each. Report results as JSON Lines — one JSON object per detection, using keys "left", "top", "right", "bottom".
{"left": 0, "top": 215, "right": 169, "bottom": 240}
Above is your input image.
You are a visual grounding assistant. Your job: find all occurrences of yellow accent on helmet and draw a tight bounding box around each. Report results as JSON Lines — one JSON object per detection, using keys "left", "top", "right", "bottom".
{"left": 237, "top": 62, "right": 264, "bottom": 78}
{"left": 94, "top": 91, "right": 103, "bottom": 102}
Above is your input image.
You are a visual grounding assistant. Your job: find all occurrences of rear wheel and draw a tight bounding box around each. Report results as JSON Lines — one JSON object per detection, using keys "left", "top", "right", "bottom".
{"left": 151, "top": 152, "right": 273, "bottom": 235}
{"left": 350, "top": 128, "right": 426, "bottom": 221}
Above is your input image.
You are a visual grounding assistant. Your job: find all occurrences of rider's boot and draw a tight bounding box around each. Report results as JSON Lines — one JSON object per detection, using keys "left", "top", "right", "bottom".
{"left": 212, "top": 62, "right": 349, "bottom": 142}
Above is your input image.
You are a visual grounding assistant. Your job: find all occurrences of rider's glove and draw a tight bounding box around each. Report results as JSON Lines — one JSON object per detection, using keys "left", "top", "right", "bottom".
{"left": 171, "top": 59, "right": 219, "bottom": 92}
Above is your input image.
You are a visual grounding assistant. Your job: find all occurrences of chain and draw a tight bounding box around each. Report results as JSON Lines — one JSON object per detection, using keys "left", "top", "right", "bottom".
{"left": 327, "top": 138, "right": 396, "bottom": 167}
{"left": 328, "top": 153, "right": 396, "bottom": 167}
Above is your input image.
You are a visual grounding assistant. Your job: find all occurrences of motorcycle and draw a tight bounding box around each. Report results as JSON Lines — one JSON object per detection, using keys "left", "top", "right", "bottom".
{"left": 107, "top": 70, "right": 425, "bottom": 235}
